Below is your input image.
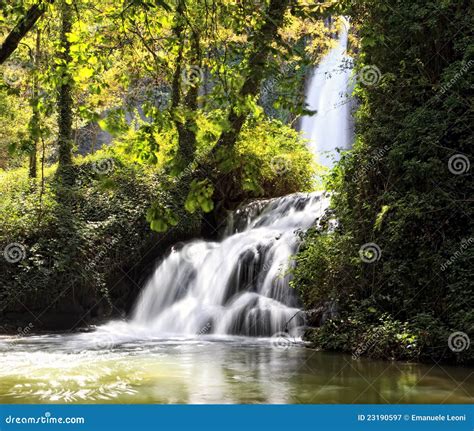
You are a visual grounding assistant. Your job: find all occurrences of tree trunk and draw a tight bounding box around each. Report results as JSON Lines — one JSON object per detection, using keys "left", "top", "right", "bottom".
{"left": 28, "top": 150, "right": 37, "bottom": 179}
{"left": 170, "top": 1, "right": 186, "bottom": 110}
{"left": 0, "top": 0, "right": 53, "bottom": 65}
{"left": 211, "top": 0, "right": 290, "bottom": 156}
{"left": 176, "top": 29, "right": 201, "bottom": 168}
{"left": 29, "top": 30, "right": 41, "bottom": 180}
{"left": 56, "top": 0, "right": 74, "bottom": 182}
{"left": 169, "top": 0, "right": 201, "bottom": 170}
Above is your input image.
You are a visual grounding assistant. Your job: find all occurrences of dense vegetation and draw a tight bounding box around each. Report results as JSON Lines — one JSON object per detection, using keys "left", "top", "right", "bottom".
{"left": 0, "top": 0, "right": 471, "bottom": 367}
{"left": 0, "top": 151, "right": 185, "bottom": 328}
{"left": 294, "top": 0, "right": 473, "bottom": 364}
{"left": 0, "top": 0, "right": 334, "bottom": 330}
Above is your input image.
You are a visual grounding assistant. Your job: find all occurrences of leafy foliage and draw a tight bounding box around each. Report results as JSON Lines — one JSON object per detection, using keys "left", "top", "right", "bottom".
{"left": 0, "top": 150, "right": 200, "bottom": 327}
{"left": 294, "top": 0, "right": 473, "bottom": 364}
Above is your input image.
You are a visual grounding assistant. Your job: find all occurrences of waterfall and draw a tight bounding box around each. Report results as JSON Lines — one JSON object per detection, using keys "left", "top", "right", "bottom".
{"left": 300, "top": 18, "right": 354, "bottom": 168}
{"left": 110, "top": 21, "right": 353, "bottom": 339}
{"left": 127, "top": 193, "right": 330, "bottom": 337}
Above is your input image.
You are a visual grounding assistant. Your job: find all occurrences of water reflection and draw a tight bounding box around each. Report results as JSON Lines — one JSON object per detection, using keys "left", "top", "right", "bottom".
{"left": 0, "top": 335, "right": 472, "bottom": 404}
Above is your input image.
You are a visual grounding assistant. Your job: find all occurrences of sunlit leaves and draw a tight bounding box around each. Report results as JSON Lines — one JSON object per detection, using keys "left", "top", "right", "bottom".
{"left": 146, "top": 201, "right": 178, "bottom": 232}
{"left": 76, "top": 66, "right": 94, "bottom": 81}
{"left": 184, "top": 179, "right": 214, "bottom": 213}
{"left": 98, "top": 108, "right": 128, "bottom": 136}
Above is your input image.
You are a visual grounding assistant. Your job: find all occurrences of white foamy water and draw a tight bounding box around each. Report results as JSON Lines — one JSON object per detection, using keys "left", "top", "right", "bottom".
{"left": 124, "top": 193, "right": 330, "bottom": 337}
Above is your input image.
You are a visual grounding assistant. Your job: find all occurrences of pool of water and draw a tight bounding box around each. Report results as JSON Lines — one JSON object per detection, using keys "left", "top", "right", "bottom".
{"left": 0, "top": 333, "right": 472, "bottom": 404}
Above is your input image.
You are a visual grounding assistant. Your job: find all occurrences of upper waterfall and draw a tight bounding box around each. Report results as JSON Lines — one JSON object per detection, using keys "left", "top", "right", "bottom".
{"left": 300, "top": 19, "right": 354, "bottom": 167}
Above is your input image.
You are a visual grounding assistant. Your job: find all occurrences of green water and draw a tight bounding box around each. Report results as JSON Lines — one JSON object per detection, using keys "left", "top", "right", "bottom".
{"left": 0, "top": 335, "right": 472, "bottom": 404}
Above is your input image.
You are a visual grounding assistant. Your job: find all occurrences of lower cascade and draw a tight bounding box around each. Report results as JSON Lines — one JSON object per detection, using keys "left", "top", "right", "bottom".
{"left": 126, "top": 192, "right": 330, "bottom": 337}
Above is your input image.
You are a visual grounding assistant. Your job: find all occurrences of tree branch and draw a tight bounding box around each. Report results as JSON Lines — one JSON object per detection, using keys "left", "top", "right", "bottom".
{"left": 211, "top": 0, "right": 290, "bottom": 155}
{"left": 0, "top": 0, "right": 53, "bottom": 65}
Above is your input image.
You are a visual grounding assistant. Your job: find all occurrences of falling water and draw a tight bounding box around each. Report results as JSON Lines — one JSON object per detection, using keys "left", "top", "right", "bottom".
{"left": 113, "top": 21, "right": 354, "bottom": 339}
{"left": 300, "top": 18, "right": 354, "bottom": 168}
{"left": 127, "top": 193, "right": 329, "bottom": 337}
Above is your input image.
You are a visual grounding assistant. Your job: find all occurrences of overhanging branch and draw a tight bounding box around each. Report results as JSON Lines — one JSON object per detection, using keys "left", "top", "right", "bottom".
{"left": 0, "top": 0, "right": 53, "bottom": 65}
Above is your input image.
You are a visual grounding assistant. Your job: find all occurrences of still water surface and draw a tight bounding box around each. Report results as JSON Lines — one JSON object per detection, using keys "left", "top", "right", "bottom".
{"left": 0, "top": 335, "right": 472, "bottom": 404}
